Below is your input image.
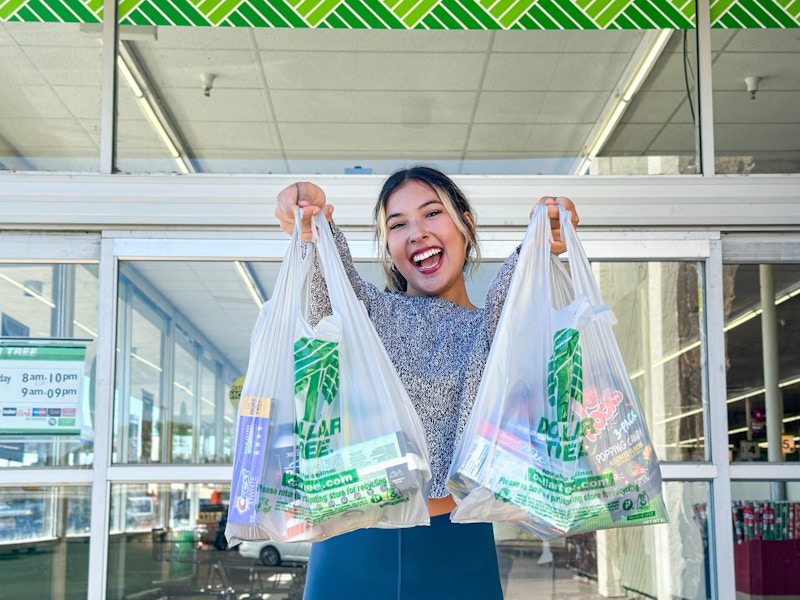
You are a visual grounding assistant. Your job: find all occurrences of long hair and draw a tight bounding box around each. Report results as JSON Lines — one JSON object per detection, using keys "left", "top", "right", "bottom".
{"left": 373, "top": 166, "right": 480, "bottom": 293}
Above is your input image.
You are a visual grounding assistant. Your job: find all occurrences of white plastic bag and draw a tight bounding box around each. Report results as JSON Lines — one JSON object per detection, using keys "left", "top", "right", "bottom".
{"left": 447, "top": 205, "right": 668, "bottom": 540}
{"left": 226, "top": 212, "right": 432, "bottom": 544}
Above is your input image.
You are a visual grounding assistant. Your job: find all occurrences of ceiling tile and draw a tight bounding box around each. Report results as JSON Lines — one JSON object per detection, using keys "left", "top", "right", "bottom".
{"left": 51, "top": 86, "right": 103, "bottom": 120}
{"left": 715, "top": 123, "right": 800, "bottom": 152}
{"left": 474, "top": 91, "right": 597, "bottom": 124}
{"left": 150, "top": 27, "right": 252, "bottom": 50}
{"left": 715, "top": 28, "right": 800, "bottom": 53}
{"left": 260, "top": 51, "right": 486, "bottom": 91}
{"left": 270, "top": 90, "right": 474, "bottom": 123}
{"left": 182, "top": 121, "right": 278, "bottom": 152}
{"left": 482, "top": 52, "right": 625, "bottom": 92}
{"left": 604, "top": 122, "right": 666, "bottom": 153}
{"left": 253, "top": 28, "right": 492, "bottom": 53}
{"left": 160, "top": 87, "right": 273, "bottom": 124}
{"left": 712, "top": 51, "right": 800, "bottom": 92}
{"left": 713, "top": 91, "right": 800, "bottom": 123}
{"left": 491, "top": 29, "right": 642, "bottom": 54}
{"left": 136, "top": 48, "right": 263, "bottom": 90}
{"left": 468, "top": 123, "right": 589, "bottom": 153}
{"left": 5, "top": 22, "right": 103, "bottom": 48}
{"left": 280, "top": 123, "right": 469, "bottom": 153}
{"left": 646, "top": 123, "right": 697, "bottom": 153}
{"left": 623, "top": 91, "right": 692, "bottom": 123}
{"left": 21, "top": 46, "right": 102, "bottom": 86}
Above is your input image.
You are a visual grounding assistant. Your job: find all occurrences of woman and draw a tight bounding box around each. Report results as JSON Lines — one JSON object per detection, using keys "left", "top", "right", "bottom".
{"left": 275, "top": 166, "right": 578, "bottom": 600}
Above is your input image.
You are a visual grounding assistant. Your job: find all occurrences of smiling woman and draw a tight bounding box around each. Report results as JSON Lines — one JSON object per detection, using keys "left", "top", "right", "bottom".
{"left": 273, "top": 166, "right": 577, "bottom": 600}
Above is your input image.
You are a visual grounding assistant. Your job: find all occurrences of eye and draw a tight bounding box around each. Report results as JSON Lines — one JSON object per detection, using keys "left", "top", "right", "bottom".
{"left": 388, "top": 222, "right": 405, "bottom": 230}
{"left": 425, "top": 209, "right": 442, "bottom": 218}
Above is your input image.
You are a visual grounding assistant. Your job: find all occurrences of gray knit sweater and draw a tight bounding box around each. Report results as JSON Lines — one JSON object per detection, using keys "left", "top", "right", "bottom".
{"left": 307, "top": 222, "right": 519, "bottom": 498}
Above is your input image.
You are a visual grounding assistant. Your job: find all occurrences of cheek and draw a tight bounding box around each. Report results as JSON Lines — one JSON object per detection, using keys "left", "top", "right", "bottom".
{"left": 386, "top": 238, "right": 404, "bottom": 264}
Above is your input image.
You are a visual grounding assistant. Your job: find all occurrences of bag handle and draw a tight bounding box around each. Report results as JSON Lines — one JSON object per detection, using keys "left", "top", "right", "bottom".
{"left": 558, "top": 206, "right": 616, "bottom": 323}
{"left": 306, "top": 210, "right": 365, "bottom": 319}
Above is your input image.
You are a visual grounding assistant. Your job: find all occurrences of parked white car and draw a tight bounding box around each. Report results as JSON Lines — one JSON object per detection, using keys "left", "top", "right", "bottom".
{"left": 237, "top": 539, "right": 312, "bottom": 566}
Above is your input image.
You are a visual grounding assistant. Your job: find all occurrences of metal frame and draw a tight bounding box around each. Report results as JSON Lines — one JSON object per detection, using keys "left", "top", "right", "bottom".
{"left": 0, "top": 0, "right": 799, "bottom": 593}
{"left": 1, "top": 174, "right": 799, "bottom": 230}
{"left": 1, "top": 225, "right": 728, "bottom": 597}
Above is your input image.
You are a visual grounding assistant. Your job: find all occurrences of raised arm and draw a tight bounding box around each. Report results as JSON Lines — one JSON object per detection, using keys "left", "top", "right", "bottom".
{"left": 275, "top": 182, "right": 387, "bottom": 324}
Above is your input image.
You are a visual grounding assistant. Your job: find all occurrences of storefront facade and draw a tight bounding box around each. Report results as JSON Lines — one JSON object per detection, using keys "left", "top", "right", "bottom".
{"left": 1, "top": 1, "right": 800, "bottom": 599}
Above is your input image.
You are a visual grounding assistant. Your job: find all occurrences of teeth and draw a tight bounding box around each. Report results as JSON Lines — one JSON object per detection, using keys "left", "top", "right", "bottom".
{"left": 413, "top": 248, "right": 441, "bottom": 264}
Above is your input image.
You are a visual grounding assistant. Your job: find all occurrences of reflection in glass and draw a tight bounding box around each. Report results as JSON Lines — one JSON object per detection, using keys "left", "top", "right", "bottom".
{"left": 114, "top": 261, "right": 249, "bottom": 465}
{"left": 495, "top": 481, "right": 709, "bottom": 599}
{"left": 712, "top": 29, "right": 800, "bottom": 174}
{"left": 0, "top": 264, "right": 97, "bottom": 467}
{"left": 172, "top": 330, "right": 197, "bottom": 462}
{"left": 725, "top": 264, "right": 800, "bottom": 463}
{"left": 0, "top": 22, "right": 102, "bottom": 172}
{"left": 0, "top": 486, "right": 91, "bottom": 600}
{"left": 731, "top": 482, "right": 800, "bottom": 598}
{"left": 594, "top": 262, "right": 705, "bottom": 461}
{"left": 113, "top": 27, "right": 698, "bottom": 176}
{"left": 115, "top": 281, "right": 167, "bottom": 464}
{"left": 106, "top": 483, "right": 303, "bottom": 600}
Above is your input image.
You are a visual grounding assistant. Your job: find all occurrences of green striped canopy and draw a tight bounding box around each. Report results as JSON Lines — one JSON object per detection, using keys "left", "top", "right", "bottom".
{"left": 2, "top": 0, "right": 799, "bottom": 28}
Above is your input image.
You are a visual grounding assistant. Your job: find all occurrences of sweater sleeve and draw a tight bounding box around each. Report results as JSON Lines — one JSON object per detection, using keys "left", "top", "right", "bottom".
{"left": 306, "top": 221, "right": 391, "bottom": 327}
{"left": 482, "top": 248, "right": 519, "bottom": 344}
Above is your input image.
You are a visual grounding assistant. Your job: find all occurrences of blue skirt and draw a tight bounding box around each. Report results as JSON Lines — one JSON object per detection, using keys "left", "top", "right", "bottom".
{"left": 302, "top": 515, "right": 503, "bottom": 600}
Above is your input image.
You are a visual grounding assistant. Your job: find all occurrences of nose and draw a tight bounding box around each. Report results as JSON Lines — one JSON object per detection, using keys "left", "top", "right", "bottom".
{"left": 407, "top": 220, "right": 428, "bottom": 244}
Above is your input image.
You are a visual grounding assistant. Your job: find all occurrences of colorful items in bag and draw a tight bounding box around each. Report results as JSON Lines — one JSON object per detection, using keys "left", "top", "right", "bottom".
{"left": 447, "top": 204, "right": 667, "bottom": 539}
{"left": 453, "top": 327, "right": 663, "bottom": 535}
{"left": 229, "top": 329, "right": 428, "bottom": 540}
{"left": 229, "top": 394, "right": 273, "bottom": 526}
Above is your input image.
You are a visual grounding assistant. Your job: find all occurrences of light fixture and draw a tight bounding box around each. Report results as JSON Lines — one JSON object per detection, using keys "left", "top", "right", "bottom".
{"left": 574, "top": 29, "right": 672, "bottom": 175}
{"left": 117, "top": 42, "right": 195, "bottom": 174}
{"left": 235, "top": 261, "right": 266, "bottom": 307}
{"left": 745, "top": 76, "right": 760, "bottom": 100}
{"left": 202, "top": 73, "right": 216, "bottom": 98}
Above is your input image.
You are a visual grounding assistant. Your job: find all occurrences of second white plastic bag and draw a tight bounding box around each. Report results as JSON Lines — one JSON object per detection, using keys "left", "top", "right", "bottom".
{"left": 447, "top": 205, "right": 668, "bottom": 540}
{"left": 227, "top": 211, "right": 432, "bottom": 545}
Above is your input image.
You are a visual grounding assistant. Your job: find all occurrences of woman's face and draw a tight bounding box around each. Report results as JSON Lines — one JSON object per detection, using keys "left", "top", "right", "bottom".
{"left": 384, "top": 179, "right": 474, "bottom": 308}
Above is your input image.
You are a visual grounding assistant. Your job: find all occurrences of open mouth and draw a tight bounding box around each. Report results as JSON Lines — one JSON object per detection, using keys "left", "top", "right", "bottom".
{"left": 411, "top": 247, "right": 443, "bottom": 272}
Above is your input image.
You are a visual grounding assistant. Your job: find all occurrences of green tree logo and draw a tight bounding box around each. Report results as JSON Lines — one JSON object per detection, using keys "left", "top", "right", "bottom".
{"left": 293, "top": 337, "right": 339, "bottom": 422}
{"left": 547, "top": 328, "right": 583, "bottom": 423}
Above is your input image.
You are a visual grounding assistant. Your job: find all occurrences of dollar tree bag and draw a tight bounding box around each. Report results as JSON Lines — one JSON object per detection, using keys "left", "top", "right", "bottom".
{"left": 447, "top": 205, "right": 668, "bottom": 540}
{"left": 226, "top": 211, "right": 431, "bottom": 545}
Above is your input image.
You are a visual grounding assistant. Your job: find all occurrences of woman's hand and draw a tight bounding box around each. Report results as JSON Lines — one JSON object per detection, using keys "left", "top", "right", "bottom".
{"left": 275, "top": 182, "right": 334, "bottom": 242}
{"left": 532, "top": 196, "right": 579, "bottom": 255}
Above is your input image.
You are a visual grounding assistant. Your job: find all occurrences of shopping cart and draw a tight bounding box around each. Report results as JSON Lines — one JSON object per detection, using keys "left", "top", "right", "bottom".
{"left": 149, "top": 528, "right": 235, "bottom": 600}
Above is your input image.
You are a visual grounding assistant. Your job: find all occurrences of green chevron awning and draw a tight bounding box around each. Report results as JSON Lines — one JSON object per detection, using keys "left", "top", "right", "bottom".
{"left": 1, "top": 0, "right": 799, "bottom": 28}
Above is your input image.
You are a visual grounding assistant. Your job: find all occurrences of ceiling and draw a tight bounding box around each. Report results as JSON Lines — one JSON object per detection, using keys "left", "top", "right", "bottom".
{"left": 0, "top": 24, "right": 798, "bottom": 174}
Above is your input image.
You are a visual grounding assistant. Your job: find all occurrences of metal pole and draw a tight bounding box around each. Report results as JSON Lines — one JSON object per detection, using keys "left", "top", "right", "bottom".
{"left": 759, "top": 264, "right": 786, "bottom": 500}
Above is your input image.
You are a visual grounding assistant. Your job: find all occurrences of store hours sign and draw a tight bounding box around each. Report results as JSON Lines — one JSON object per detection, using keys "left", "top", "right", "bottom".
{"left": 0, "top": 342, "right": 86, "bottom": 436}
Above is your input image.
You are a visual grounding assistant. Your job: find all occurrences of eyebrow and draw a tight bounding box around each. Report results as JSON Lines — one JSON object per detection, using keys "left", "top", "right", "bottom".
{"left": 386, "top": 198, "right": 442, "bottom": 223}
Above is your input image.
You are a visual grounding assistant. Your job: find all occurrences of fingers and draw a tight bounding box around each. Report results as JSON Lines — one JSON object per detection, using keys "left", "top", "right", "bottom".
{"left": 275, "top": 182, "right": 332, "bottom": 241}
{"left": 531, "top": 196, "right": 578, "bottom": 256}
